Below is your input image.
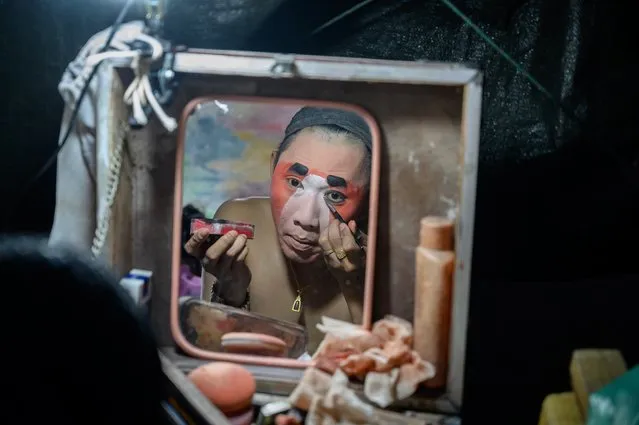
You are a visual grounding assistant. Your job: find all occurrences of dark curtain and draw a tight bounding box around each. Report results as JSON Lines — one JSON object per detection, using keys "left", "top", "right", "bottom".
{"left": 0, "top": 0, "right": 637, "bottom": 423}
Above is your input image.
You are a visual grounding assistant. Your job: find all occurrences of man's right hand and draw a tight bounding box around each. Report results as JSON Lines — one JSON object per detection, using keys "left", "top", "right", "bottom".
{"left": 184, "top": 228, "right": 251, "bottom": 306}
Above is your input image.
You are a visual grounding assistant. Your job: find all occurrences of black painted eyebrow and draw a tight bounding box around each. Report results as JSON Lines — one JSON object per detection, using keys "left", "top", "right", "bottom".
{"left": 327, "top": 175, "right": 347, "bottom": 188}
{"left": 288, "top": 162, "right": 309, "bottom": 176}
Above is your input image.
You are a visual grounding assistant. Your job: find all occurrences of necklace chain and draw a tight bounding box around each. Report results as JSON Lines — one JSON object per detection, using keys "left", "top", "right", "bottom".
{"left": 288, "top": 261, "right": 312, "bottom": 293}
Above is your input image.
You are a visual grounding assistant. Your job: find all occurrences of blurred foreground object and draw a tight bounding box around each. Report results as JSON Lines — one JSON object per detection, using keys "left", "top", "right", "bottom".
{"left": 538, "top": 349, "right": 634, "bottom": 425}
{"left": 587, "top": 366, "right": 639, "bottom": 425}
{"left": 570, "top": 350, "right": 628, "bottom": 415}
{"left": 188, "top": 362, "right": 256, "bottom": 424}
{"left": 539, "top": 393, "right": 582, "bottom": 425}
{"left": 0, "top": 236, "right": 164, "bottom": 424}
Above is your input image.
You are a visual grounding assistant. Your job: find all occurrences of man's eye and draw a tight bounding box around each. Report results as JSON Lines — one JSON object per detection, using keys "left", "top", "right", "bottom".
{"left": 287, "top": 177, "right": 302, "bottom": 189}
{"left": 325, "top": 190, "right": 346, "bottom": 204}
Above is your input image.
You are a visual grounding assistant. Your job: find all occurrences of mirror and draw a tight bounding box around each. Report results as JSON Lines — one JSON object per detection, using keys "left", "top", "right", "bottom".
{"left": 175, "top": 98, "right": 379, "bottom": 361}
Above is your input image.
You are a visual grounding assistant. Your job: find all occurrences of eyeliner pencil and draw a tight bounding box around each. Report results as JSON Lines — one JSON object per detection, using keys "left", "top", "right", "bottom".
{"left": 324, "top": 200, "right": 366, "bottom": 250}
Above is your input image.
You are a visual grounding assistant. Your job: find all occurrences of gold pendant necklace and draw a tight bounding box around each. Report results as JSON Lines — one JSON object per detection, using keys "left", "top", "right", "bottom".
{"left": 288, "top": 261, "right": 310, "bottom": 312}
{"left": 292, "top": 293, "right": 302, "bottom": 313}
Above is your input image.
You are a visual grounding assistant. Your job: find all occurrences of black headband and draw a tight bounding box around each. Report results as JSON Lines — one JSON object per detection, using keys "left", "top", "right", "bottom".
{"left": 284, "top": 106, "right": 372, "bottom": 152}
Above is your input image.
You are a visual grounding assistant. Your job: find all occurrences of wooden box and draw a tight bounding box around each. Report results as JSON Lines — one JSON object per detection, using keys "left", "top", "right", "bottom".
{"left": 100, "top": 49, "right": 482, "bottom": 416}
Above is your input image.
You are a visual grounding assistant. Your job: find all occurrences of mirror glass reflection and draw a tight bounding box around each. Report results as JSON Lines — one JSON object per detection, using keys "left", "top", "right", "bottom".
{"left": 178, "top": 100, "right": 375, "bottom": 358}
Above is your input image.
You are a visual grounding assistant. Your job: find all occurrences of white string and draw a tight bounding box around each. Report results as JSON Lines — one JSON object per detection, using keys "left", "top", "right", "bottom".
{"left": 121, "top": 33, "right": 177, "bottom": 132}
{"left": 83, "top": 32, "right": 177, "bottom": 133}
{"left": 84, "top": 50, "right": 138, "bottom": 68}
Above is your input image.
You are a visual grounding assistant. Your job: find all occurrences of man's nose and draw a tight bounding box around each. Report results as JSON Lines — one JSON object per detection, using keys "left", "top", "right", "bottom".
{"left": 292, "top": 195, "right": 320, "bottom": 231}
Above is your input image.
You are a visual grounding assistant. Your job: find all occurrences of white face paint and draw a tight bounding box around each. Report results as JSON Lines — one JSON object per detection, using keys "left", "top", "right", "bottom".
{"left": 279, "top": 174, "right": 331, "bottom": 237}
{"left": 269, "top": 130, "right": 368, "bottom": 263}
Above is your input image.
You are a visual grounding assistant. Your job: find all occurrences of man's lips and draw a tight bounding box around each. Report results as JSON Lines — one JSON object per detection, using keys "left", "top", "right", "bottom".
{"left": 284, "top": 235, "right": 319, "bottom": 252}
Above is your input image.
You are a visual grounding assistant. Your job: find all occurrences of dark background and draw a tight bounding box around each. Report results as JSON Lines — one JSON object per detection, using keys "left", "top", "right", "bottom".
{"left": 0, "top": 0, "right": 637, "bottom": 423}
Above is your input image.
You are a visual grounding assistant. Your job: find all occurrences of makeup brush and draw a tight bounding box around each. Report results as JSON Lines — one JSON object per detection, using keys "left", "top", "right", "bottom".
{"left": 324, "top": 198, "right": 366, "bottom": 250}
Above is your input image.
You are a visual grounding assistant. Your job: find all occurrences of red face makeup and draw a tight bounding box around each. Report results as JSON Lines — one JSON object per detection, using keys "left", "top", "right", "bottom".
{"left": 271, "top": 161, "right": 364, "bottom": 225}
{"left": 269, "top": 132, "right": 368, "bottom": 263}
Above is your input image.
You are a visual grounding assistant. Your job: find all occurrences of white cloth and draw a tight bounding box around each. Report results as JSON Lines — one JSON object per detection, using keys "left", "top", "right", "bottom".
{"left": 49, "top": 22, "right": 146, "bottom": 249}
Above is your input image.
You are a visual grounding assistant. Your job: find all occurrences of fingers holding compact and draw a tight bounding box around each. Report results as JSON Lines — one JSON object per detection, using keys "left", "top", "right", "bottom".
{"left": 184, "top": 229, "right": 248, "bottom": 272}
{"left": 221, "top": 240, "right": 249, "bottom": 274}
{"left": 184, "top": 228, "right": 210, "bottom": 259}
{"left": 203, "top": 231, "right": 249, "bottom": 274}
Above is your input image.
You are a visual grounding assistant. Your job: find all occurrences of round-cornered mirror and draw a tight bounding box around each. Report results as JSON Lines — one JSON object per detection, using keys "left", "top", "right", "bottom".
{"left": 171, "top": 97, "right": 381, "bottom": 367}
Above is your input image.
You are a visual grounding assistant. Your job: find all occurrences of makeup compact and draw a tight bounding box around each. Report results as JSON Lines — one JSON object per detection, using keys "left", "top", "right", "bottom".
{"left": 190, "top": 219, "right": 256, "bottom": 240}
{"left": 221, "top": 333, "right": 288, "bottom": 357}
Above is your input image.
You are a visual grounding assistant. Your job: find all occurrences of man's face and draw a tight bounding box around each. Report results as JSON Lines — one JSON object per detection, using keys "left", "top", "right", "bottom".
{"left": 270, "top": 130, "right": 368, "bottom": 263}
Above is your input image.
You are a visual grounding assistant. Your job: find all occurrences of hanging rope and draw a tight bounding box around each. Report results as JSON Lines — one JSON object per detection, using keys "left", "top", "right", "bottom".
{"left": 91, "top": 124, "right": 126, "bottom": 258}
{"left": 82, "top": 32, "right": 177, "bottom": 132}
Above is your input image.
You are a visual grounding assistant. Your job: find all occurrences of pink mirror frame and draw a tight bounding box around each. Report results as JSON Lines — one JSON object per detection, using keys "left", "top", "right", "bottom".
{"left": 170, "top": 96, "right": 381, "bottom": 368}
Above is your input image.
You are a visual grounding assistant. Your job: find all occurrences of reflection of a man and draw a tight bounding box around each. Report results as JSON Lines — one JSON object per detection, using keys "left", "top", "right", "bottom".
{"left": 185, "top": 107, "right": 371, "bottom": 352}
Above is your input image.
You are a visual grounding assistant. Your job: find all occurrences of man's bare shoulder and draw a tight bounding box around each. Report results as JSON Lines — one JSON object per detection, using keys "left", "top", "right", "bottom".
{"left": 213, "top": 197, "right": 271, "bottom": 222}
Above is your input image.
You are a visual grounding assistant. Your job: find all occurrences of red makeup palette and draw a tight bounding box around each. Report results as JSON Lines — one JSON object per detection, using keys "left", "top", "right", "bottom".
{"left": 190, "top": 218, "right": 255, "bottom": 239}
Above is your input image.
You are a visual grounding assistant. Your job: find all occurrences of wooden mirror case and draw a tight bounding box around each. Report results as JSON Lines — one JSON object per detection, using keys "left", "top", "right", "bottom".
{"left": 101, "top": 50, "right": 482, "bottom": 416}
